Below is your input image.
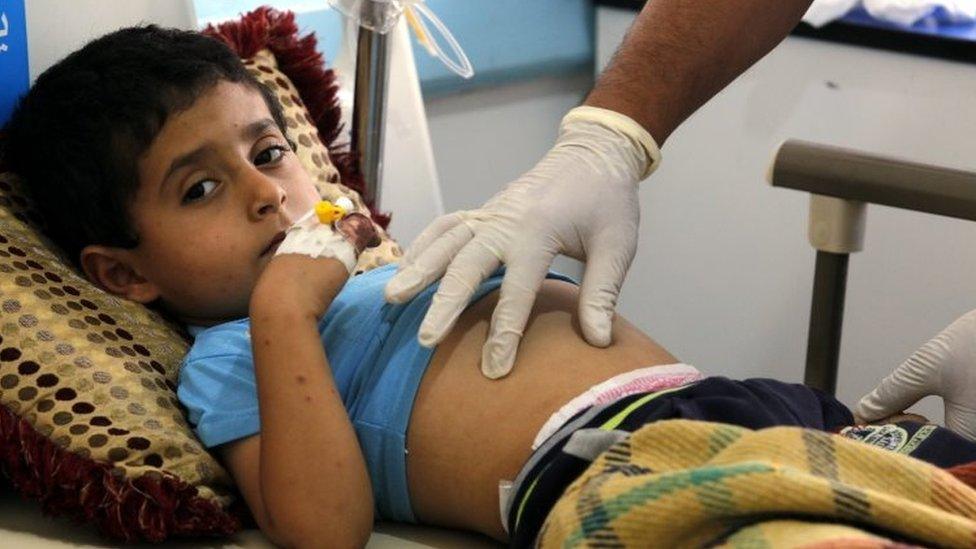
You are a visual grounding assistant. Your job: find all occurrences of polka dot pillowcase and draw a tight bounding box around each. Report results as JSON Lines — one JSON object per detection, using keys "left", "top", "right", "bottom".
{"left": 0, "top": 7, "right": 400, "bottom": 542}
{"left": 0, "top": 172, "right": 242, "bottom": 541}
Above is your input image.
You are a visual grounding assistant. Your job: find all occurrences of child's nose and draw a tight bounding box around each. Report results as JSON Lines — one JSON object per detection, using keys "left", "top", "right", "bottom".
{"left": 247, "top": 172, "right": 287, "bottom": 219}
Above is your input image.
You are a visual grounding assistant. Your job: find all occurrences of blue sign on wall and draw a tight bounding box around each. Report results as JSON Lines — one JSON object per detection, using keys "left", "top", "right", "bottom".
{"left": 0, "top": 0, "right": 29, "bottom": 127}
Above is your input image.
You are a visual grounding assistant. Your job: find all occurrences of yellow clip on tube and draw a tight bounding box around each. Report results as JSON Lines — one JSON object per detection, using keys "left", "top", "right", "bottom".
{"left": 315, "top": 200, "right": 348, "bottom": 224}
{"left": 405, "top": 6, "right": 437, "bottom": 56}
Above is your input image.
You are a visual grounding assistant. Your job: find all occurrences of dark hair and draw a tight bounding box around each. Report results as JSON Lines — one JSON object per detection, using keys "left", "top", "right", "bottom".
{"left": 3, "top": 25, "right": 289, "bottom": 266}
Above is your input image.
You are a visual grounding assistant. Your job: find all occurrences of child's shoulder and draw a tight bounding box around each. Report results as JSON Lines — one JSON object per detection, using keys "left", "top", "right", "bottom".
{"left": 184, "top": 318, "right": 252, "bottom": 364}
{"left": 181, "top": 263, "right": 400, "bottom": 365}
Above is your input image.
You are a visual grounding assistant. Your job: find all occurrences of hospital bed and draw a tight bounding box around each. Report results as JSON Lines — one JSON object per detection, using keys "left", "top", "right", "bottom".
{"left": 6, "top": 1, "right": 974, "bottom": 545}
{"left": 0, "top": 485, "right": 498, "bottom": 548}
{"left": 3, "top": 137, "right": 971, "bottom": 548}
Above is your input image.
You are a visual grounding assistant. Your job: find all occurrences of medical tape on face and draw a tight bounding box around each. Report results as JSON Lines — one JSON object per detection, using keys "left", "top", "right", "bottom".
{"left": 274, "top": 208, "right": 359, "bottom": 273}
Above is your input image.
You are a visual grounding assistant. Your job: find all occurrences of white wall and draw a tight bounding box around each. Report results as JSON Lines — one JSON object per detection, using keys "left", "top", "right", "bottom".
{"left": 24, "top": 0, "right": 196, "bottom": 80}
{"left": 424, "top": 71, "right": 592, "bottom": 277}
{"left": 596, "top": 6, "right": 976, "bottom": 420}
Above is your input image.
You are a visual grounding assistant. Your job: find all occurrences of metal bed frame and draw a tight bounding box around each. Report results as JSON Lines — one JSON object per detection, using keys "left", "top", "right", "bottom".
{"left": 769, "top": 140, "right": 976, "bottom": 395}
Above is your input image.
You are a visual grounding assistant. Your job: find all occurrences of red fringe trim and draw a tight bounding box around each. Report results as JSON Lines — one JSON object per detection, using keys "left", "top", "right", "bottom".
{"left": 203, "top": 6, "right": 391, "bottom": 229}
{"left": 0, "top": 402, "right": 248, "bottom": 542}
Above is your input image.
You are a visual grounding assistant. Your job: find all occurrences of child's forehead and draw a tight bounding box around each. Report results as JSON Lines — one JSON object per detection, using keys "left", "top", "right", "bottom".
{"left": 168, "top": 81, "right": 271, "bottom": 131}
{"left": 164, "top": 82, "right": 272, "bottom": 140}
{"left": 139, "top": 82, "right": 277, "bottom": 188}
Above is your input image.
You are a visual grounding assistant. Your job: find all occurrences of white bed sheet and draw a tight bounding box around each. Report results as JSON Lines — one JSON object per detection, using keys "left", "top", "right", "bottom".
{"left": 0, "top": 487, "right": 501, "bottom": 548}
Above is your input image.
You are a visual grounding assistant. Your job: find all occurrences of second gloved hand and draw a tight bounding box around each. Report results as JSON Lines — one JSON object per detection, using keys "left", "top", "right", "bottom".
{"left": 384, "top": 106, "right": 661, "bottom": 379}
{"left": 856, "top": 308, "right": 976, "bottom": 440}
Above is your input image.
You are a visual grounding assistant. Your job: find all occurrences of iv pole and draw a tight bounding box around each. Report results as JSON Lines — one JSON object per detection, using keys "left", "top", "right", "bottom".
{"left": 349, "top": 2, "right": 391, "bottom": 209}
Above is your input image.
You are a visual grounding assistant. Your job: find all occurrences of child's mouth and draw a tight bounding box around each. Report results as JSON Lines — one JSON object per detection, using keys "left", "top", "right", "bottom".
{"left": 261, "top": 231, "right": 287, "bottom": 256}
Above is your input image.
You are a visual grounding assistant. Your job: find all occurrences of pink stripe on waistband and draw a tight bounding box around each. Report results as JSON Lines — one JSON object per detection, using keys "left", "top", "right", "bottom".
{"left": 530, "top": 363, "right": 704, "bottom": 450}
{"left": 591, "top": 373, "right": 705, "bottom": 407}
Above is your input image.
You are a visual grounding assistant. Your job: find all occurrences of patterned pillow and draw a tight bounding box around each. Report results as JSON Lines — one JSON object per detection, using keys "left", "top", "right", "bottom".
{"left": 0, "top": 172, "right": 241, "bottom": 541}
{"left": 0, "top": 7, "right": 399, "bottom": 542}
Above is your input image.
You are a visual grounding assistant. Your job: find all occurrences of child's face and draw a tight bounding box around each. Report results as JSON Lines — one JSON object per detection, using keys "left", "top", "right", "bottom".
{"left": 123, "top": 80, "right": 321, "bottom": 325}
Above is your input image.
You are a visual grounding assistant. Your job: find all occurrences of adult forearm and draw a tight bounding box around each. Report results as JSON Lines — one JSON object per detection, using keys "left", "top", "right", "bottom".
{"left": 586, "top": 0, "right": 814, "bottom": 144}
{"left": 250, "top": 305, "right": 373, "bottom": 547}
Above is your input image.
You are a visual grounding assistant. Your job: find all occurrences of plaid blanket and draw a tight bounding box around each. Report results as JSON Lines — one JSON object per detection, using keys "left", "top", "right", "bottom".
{"left": 539, "top": 420, "right": 976, "bottom": 548}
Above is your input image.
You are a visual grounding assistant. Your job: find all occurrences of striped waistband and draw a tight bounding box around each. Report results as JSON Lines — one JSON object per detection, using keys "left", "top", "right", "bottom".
{"left": 501, "top": 367, "right": 704, "bottom": 534}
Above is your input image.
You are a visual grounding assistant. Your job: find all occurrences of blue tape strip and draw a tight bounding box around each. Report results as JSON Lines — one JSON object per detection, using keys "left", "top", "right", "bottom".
{"left": 0, "top": 0, "right": 29, "bottom": 127}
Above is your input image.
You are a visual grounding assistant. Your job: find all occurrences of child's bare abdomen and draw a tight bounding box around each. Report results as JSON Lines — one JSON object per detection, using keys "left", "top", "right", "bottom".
{"left": 405, "top": 279, "right": 677, "bottom": 540}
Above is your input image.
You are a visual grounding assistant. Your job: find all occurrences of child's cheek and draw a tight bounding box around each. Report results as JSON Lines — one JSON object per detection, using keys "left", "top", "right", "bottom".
{"left": 283, "top": 174, "right": 321, "bottom": 219}
{"left": 183, "top": 228, "right": 242, "bottom": 272}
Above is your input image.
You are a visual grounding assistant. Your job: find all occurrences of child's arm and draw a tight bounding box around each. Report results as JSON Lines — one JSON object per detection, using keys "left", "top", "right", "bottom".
{"left": 222, "top": 254, "right": 373, "bottom": 548}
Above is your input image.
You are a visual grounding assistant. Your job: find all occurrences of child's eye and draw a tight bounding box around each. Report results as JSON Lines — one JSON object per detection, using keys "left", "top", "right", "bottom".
{"left": 255, "top": 144, "right": 289, "bottom": 166}
{"left": 182, "top": 180, "right": 217, "bottom": 204}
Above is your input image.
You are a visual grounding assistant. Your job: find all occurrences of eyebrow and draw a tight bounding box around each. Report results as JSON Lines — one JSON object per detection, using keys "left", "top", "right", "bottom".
{"left": 158, "top": 117, "right": 279, "bottom": 195}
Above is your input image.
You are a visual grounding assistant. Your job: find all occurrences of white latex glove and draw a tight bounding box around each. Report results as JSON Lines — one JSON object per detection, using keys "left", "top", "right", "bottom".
{"left": 384, "top": 106, "right": 661, "bottom": 378}
{"left": 856, "top": 308, "right": 976, "bottom": 441}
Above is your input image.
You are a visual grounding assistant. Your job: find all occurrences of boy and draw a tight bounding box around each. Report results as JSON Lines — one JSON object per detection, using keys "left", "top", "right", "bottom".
{"left": 6, "top": 25, "right": 976, "bottom": 549}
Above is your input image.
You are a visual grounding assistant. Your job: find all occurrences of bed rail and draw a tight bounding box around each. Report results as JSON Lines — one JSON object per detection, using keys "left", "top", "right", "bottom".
{"left": 768, "top": 139, "right": 976, "bottom": 394}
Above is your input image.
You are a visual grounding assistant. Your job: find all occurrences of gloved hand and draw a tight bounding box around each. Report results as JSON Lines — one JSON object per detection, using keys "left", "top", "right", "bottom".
{"left": 384, "top": 106, "right": 662, "bottom": 378}
{"left": 855, "top": 308, "right": 976, "bottom": 440}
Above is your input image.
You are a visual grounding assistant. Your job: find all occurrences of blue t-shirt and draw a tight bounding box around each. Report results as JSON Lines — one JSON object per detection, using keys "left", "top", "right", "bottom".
{"left": 177, "top": 263, "right": 576, "bottom": 522}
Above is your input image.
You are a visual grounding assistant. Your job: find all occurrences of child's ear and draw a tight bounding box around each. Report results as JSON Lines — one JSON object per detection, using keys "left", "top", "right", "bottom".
{"left": 79, "top": 245, "right": 161, "bottom": 304}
